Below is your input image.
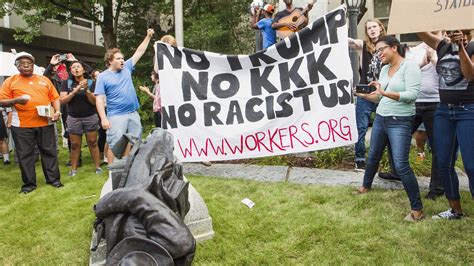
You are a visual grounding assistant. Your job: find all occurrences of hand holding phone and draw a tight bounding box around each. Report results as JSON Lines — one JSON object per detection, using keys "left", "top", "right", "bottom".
{"left": 58, "top": 54, "right": 68, "bottom": 62}
{"left": 355, "top": 84, "right": 376, "bottom": 94}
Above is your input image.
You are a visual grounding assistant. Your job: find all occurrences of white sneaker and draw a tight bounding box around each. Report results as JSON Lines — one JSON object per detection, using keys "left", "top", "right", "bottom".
{"left": 68, "top": 170, "right": 78, "bottom": 177}
{"left": 62, "top": 137, "right": 69, "bottom": 148}
{"left": 432, "top": 209, "right": 464, "bottom": 220}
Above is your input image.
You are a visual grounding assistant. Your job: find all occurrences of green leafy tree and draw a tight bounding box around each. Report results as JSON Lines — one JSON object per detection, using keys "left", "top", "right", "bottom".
{"left": 0, "top": 0, "right": 257, "bottom": 53}
{"left": 183, "top": 0, "right": 255, "bottom": 54}
{"left": 0, "top": 0, "right": 171, "bottom": 49}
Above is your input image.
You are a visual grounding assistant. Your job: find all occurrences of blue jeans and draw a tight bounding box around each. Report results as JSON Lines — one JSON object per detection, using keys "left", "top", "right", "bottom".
{"left": 363, "top": 115, "right": 423, "bottom": 211}
{"left": 106, "top": 111, "right": 142, "bottom": 148}
{"left": 385, "top": 102, "right": 444, "bottom": 194}
{"left": 355, "top": 97, "right": 377, "bottom": 162}
{"left": 434, "top": 103, "right": 474, "bottom": 200}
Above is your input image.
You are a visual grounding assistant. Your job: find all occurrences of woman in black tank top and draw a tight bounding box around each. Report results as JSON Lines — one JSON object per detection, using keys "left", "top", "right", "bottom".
{"left": 348, "top": 19, "right": 386, "bottom": 171}
{"left": 60, "top": 61, "right": 102, "bottom": 177}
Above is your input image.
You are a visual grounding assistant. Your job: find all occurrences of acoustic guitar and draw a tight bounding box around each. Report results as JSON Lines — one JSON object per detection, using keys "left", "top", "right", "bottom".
{"left": 276, "top": 0, "right": 316, "bottom": 39}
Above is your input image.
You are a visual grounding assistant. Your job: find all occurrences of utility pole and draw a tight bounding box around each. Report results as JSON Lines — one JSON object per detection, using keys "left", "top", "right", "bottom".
{"left": 346, "top": 0, "right": 361, "bottom": 86}
{"left": 174, "top": 0, "right": 184, "bottom": 46}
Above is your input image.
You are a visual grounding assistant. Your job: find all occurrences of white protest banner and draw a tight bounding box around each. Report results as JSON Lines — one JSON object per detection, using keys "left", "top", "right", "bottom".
{"left": 387, "top": 0, "right": 474, "bottom": 35}
{"left": 155, "top": 5, "right": 356, "bottom": 162}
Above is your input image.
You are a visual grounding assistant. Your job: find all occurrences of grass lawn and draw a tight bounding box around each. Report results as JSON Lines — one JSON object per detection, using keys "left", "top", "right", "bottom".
{"left": 0, "top": 147, "right": 473, "bottom": 264}
{"left": 0, "top": 147, "right": 107, "bottom": 265}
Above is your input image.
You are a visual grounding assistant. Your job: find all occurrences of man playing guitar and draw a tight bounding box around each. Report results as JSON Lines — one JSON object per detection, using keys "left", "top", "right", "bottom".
{"left": 271, "top": 0, "right": 314, "bottom": 39}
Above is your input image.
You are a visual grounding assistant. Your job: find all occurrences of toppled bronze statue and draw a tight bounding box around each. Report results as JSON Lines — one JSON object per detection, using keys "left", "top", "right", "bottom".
{"left": 92, "top": 129, "right": 195, "bottom": 266}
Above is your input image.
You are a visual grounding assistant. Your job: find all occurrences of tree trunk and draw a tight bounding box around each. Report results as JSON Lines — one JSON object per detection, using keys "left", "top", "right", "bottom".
{"left": 102, "top": 27, "right": 117, "bottom": 50}
{"left": 102, "top": 0, "right": 117, "bottom": 49}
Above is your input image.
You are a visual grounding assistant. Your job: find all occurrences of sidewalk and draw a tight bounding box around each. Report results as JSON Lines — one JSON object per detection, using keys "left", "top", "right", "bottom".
{"left": 184, "top": 163, "right": 470, "bottom": 191}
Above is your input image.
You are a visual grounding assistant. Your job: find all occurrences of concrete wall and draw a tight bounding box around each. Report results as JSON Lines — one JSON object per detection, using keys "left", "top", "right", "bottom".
{"left": 0, "top": 27, "right": 104, "bottom": 67}
{"left": 70, "top": 26, "right": 94, "bottom": 44}
{"left": 40, "top": 21, "right": 69, "bottom": 40}
{"left": 9, "top": 13, "right": 28, "bottom": 28}
{"left": 4, "top": 12, "right": 102, "bottom": 47}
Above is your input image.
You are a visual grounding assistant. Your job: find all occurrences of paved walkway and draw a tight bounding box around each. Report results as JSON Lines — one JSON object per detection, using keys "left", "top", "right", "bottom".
{"left": 184, "top": 163, "right": 470, "bottom": 191}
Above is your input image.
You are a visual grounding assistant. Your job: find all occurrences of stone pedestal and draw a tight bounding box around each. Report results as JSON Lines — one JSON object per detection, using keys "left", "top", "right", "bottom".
{"left": 89, "top": 172, "right": 214, "bottom": 265}
{"left": 183, "top": 178, "right": 214, "bottom": 241}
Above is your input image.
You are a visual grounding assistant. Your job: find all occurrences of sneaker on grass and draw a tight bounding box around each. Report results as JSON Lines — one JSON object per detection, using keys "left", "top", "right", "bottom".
{"left": 432, "top": 209, "right": 464, "bottom": 220}
{"left": 95, "top": 167, "right": 103, "bottom": 174}
{"left": 68, "top": 170, "right": 78, "bottom": 177}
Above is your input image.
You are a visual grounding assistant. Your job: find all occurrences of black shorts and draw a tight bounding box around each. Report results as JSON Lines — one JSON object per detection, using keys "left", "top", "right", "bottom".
{"left": 67, "top": 114, "right": 100, "bottom": 135}
{"left": 0, "top": 117, "right": 7, "bottom": 140}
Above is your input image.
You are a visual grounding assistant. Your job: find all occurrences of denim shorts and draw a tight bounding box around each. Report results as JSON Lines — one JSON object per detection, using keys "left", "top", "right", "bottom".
{"left": 106, "top": 111, "right": 142, "bottom": 148}
{"left": 67, "top": 114, "right": 100, "bottom": 135}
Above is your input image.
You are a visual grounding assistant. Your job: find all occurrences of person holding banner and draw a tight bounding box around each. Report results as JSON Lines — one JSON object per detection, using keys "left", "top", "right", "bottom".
{"left": 144, "top": 35, "right": 178, "bottom": 129}
{"left": 356, "top": 36, "right": 424, "bottom": 222}
{"left": 348, "top": 19, "right": 386, "bottom": 171}
{"left": 152, "top": 35, "right": 213, "bottom": 167}
{"left": 95, "top": 28, "right": 155, "bottom": 164}
{"left": 417, "top": 30, "right": 474, "bottom": 220}
{"left": 139, "top": 70, "right": 161, "bottom": 127}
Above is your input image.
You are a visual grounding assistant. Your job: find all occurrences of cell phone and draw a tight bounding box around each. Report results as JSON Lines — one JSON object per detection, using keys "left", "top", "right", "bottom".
{"left": 58, "top": 54, "right": 67, "bottom": 61}
{"left": 355, "top": 84, "right": 376, "bottom": 94}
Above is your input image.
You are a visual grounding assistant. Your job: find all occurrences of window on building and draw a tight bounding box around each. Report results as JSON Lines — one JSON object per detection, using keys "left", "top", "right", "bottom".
{"left": 71, "top": 17, "right": 93, "bottom": 30}
{"left": 374, "top": 0, "right": 391, "bottom": 18}
{"left": 374, "top": 0, "right": 420, "bottom": 45}
{"left": 50, "top": 14, "right": 93, "bottom": 30}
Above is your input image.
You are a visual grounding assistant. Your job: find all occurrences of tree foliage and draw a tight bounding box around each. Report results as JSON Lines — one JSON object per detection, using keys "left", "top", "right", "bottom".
{"left": 0, "top": 0, "right": 172, "bottom": 49}
{"left": 183, "top": 0, "right": 255, "bottom": 54}
{"left": 1, "top": 0, "right": 255, "bottom": 54}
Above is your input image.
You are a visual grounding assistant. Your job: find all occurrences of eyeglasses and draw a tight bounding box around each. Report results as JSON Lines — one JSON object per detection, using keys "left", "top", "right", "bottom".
{"left": 375, "top": 46, "right": 390, "bottom": 54}
{"left": 15, "top": 61, "right": 34, "bottom": 67}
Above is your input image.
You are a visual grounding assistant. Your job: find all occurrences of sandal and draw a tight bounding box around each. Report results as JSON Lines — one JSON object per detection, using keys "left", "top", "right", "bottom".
{"left": 416, "top": 152, "right": 426, "bottom": 161}
{"left": 354, "top": 187, "right": 370, "bottom": 195}
{"left": 404, "top": 212, "right": 425, "bottom": 222}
